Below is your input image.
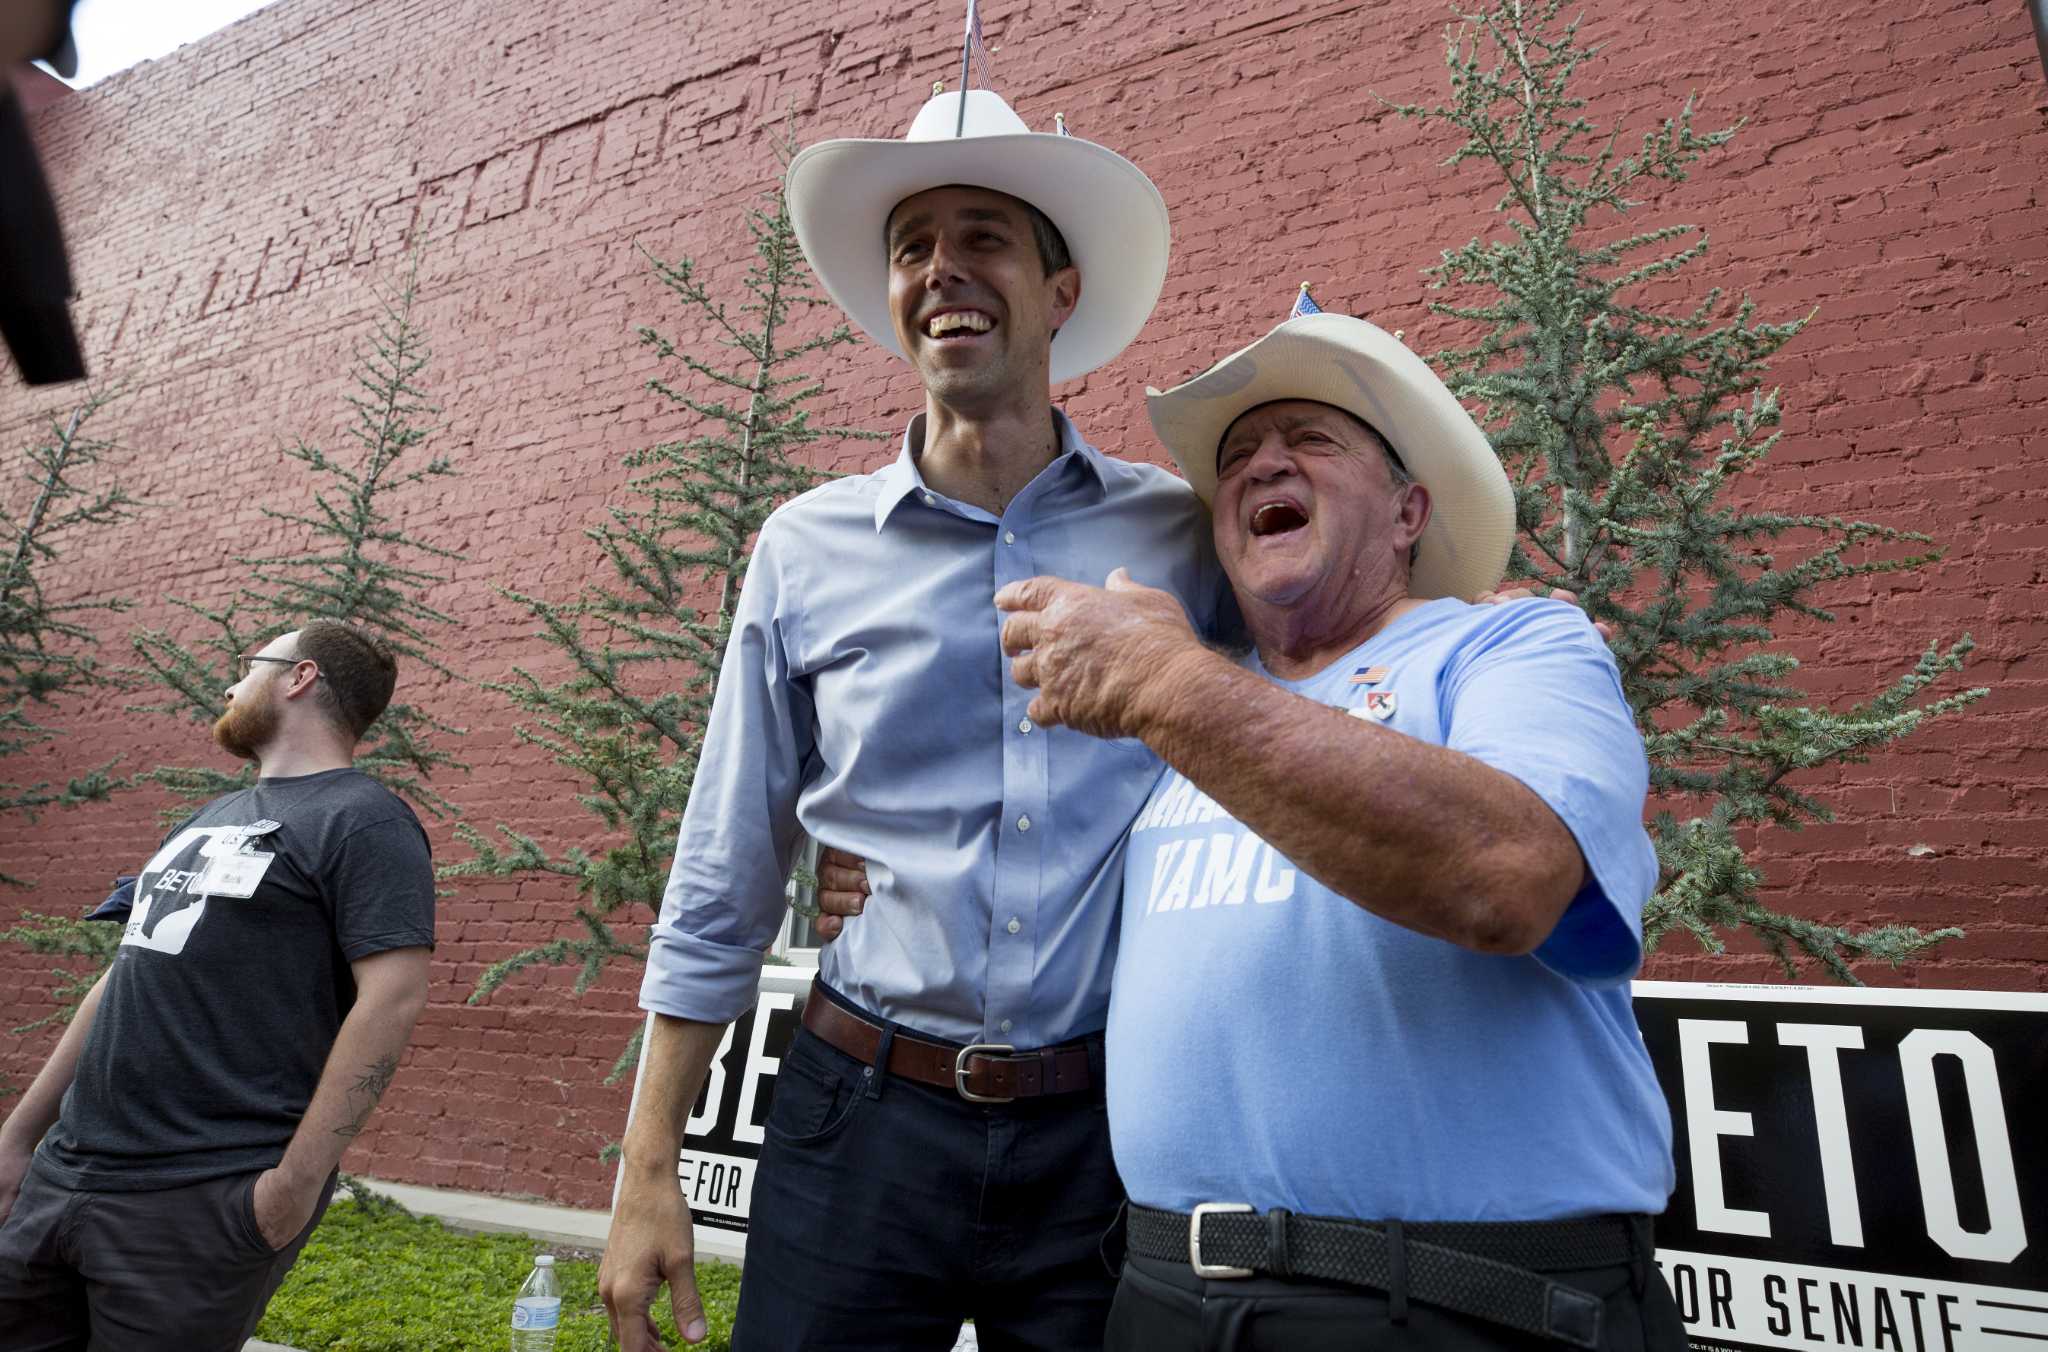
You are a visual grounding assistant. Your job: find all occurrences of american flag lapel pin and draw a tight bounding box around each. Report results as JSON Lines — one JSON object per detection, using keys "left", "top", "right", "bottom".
{"left": 1349, "top": 665, "right": 1390, "bottom": 685}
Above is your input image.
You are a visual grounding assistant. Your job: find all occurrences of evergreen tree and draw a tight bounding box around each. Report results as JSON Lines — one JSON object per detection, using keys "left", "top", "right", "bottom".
{"left": 0, "top": 389, "right": 136, "bottom": 854}
{"left": 1391, "top": 0, "right": 1985, "bottom": 981}
{"left": 129, "top": 255, "right": 464, "bottom": 818}
{"left": 0, "top": 391, "right": 137, "bottom": 1034}
{"left": 4, "top": 263, "right": 462, "bottom": 1032}
{"left": 450, "top": 136, "right": 882, "bottom": 1081}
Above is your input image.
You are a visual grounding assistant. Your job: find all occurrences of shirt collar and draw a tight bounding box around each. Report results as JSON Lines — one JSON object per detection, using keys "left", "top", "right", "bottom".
{"left": 872, "top": 409, "right": 1110, "bottom": 531}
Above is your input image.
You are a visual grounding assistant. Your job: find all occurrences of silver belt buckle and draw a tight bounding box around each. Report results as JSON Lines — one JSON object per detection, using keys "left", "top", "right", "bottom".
{"left": 1190, "top": 1202, "right": 1256, "bottom": 1279}
{"left": 954, "top": 1042, "right": 1016, "bottom": 1103}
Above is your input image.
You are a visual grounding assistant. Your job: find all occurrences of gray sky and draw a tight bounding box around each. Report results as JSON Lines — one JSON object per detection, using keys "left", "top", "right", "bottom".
{"left": 44, "top": 0, "right": 281, "bottom": 87}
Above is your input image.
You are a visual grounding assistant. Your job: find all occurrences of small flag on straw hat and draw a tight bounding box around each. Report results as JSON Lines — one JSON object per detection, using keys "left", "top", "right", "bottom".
{"left": 953, "top": 0, "right": 997, "bottom": 133}
{"left": 1291, "top": 282, "right": 1322, "bottom": 318}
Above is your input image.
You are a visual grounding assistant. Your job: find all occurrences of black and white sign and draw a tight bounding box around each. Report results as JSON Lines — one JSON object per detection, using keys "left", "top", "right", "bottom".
{"left": 632, "top": 973, "right": 2048, "bottom": 1345}
{"left": 1635, "top": 982, "right": 2047, "bottom": 1352}
{"left": 662, "top": 968, "right": 812, "bottom": 1234}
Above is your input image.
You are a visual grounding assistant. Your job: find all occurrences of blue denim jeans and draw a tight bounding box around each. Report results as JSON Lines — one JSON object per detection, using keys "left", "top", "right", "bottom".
{"left": 732, "top": 992, "right": 1123, "bottom": 1351}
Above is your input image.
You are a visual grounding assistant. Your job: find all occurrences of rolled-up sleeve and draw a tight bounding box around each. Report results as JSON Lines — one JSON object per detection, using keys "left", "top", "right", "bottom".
{"left": 640, "top": 521, "right": 816, "bottom": 1022}
{"left": 1442, "top": 602, "right": 1658, "bottom": 988}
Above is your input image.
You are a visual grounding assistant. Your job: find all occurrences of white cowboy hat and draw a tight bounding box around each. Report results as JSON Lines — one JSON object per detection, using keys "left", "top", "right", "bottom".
{"left": 785, "top": 90, "right": 1169, "bottom": 384}
{"left": 1146, "top": 312, "right": 1514, "bottom": 601}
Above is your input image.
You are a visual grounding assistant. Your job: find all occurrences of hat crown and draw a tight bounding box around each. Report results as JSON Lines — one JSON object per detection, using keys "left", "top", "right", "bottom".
{"left": 904, "top": 90, "right": 1031, "bottom": 143}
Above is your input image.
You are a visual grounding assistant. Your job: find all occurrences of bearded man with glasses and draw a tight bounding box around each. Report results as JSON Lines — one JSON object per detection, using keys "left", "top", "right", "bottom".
{"left": 0, "top": 619, "right": 437, "bottom": 1352}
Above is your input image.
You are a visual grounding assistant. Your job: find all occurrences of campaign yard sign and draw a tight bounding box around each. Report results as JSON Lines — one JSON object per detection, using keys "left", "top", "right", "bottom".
{"left": 663, "top": 967, "right": 814, "bottom": 1233}
{"left": 649, "top": 975, "right": 2048, "bottom": 1350}
{"left": 1634, "top": 983, "right": 2046, "bottom": 1352}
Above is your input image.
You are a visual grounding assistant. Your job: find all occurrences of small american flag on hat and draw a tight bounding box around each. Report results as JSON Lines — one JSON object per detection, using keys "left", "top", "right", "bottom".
{"left": 966, "top": 0, "right": 995, "bottom": 90}
{"left": 1291, "top": 282, "right": 1322, "bottom": 318}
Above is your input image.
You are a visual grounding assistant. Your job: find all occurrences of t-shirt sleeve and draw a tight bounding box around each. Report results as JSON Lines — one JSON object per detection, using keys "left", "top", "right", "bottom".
{"left": 1441, "top": 601, "right": 1658, "bottom": 987}
{"left": 326, "top": 816, "right": 437, "bottom": 960}
{"left": 641, "top": 520, "right": 819, "bottom": 1024}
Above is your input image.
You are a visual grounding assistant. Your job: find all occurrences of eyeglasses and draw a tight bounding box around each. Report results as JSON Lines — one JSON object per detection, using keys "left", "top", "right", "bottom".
{"left": 237, "top": 654, "right": 313, "bottom": 680}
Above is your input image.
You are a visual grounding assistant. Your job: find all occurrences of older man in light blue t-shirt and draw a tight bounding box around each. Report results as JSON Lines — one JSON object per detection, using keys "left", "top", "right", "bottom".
{"left": 990, "top": 311, "right": 1683, "bottom": 1351}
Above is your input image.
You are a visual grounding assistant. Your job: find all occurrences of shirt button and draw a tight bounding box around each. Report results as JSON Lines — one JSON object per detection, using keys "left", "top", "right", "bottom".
{"left": 1007, "top": 917, "right": 1021, "bottom": 934}
{"left": 1018, "top": 718, "right": 1031, "bottom": 734}
{"left": 1000, "top": 1018, "right": 1014, "bottom": 1033}
{"left": 921, "top": 492, "right": 935, "bottom": 506}
{"left": 1016, "top": 814, "right": 1032, "bottom": 832}
{"left": 1004, "top": 530, "right": 1016, "bottom": 544}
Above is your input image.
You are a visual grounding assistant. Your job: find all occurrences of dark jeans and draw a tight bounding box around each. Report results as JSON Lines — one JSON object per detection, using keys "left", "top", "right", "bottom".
{"left": 732, "top": 1004, "right": 1124, "bottom": 1351}
{"left": 0, "top": 1159, "right": 335, "bottom": 1352}
{"left": 1105, "top": 1232, "right": 1688, "bottom": 1352}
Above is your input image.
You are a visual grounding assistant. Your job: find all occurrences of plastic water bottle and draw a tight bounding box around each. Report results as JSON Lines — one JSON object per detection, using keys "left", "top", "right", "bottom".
{"left": 509, "top": 1254, "right": 561, "bottom": 1351}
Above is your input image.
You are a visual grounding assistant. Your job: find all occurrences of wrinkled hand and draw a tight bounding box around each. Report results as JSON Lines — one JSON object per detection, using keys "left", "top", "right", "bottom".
{"left": 811, "top": 847, "right": 871, "bottom": 942}
{"left": 994, "top": 569, "right": 1206, "bottom": 739}
{"left": 0, "top": 1143, "right": 29, "bottom": 1228}
{"left": 251, "top": 1168, "right": 320, "bottom": 1251}
{"left": 601, "top": 1174, "right": 708, "bottom": 1348}
{"left": 1473, "top": 584, "right": 1614, "bottom": 643}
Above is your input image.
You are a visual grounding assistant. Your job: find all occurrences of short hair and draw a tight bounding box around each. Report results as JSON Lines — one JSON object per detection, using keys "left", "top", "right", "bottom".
{"left": 1340, "top": 416, "right": 1422, "bottom": 569}
{"left": 1326, "top": 407, "right": 1412, "bottom": 486}
{"left": 884, "top": 188, "right": 1073, "bottom": 277}
{"left": 1023, "top": 202, "right": 1072, "bottom": 277}
{"left": 292, "top": 620, "right": 398, "bottom": 742}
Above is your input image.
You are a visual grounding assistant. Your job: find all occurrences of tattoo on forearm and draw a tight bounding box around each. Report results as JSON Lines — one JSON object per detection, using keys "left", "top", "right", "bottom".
{"left": 334, "top": 1055, "right": 400, "bottom": 1139}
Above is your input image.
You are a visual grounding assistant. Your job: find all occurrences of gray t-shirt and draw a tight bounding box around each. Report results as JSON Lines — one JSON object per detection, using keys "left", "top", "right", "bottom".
{"left": 36, "top": 767, "right": 435, "bottom": 1191}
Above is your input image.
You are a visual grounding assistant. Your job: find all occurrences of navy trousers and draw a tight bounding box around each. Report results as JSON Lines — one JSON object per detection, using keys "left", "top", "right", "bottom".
{"left": 731, "top": 1000, "right": 1124, "bottom": 1351}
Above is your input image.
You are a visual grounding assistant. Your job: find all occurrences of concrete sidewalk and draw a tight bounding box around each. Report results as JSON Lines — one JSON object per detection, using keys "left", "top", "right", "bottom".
{"left": 350, "top": 1175, "right": 629, "bottom": 1254}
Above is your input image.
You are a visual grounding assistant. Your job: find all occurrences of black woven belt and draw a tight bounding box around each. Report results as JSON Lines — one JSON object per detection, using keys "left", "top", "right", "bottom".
{"left": 1127, "top": 1203, "right": 1641, "bottom": 1349}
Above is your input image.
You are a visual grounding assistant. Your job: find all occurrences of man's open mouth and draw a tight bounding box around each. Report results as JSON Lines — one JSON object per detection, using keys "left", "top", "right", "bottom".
{"left": 1249, "top": 500, "right": 1309, "bottom": 537}
{"left": 926, "top": 309, "right": 995, "bottom": 340}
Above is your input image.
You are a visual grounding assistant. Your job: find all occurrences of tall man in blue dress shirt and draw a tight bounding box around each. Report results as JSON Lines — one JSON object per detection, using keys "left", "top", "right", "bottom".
{"left": 598, "top": 86, "right": 1223, "bottom": 1351}
{"left": 991, "top": 312, "right": 1683, "bottom": 1350}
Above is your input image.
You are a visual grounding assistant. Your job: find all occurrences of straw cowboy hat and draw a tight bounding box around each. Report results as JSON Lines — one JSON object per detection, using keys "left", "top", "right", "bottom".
{"left": 785, "top": 89, "right": 1169, "bottom": 384}
{"left": 1146, "top": 312, "right": 1515, "bottom": 601}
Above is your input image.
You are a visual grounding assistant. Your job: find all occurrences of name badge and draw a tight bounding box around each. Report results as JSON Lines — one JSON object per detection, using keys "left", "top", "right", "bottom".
{"left": 197, "top": 850, "right": 275, "bottom": 898}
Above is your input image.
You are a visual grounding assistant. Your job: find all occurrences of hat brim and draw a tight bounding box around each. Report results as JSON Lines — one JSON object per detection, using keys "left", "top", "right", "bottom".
{"left": 787, "top": 133, "right": 1168, "bottom": 384}
{"left": 1146, "top": 314, "right": 1515, "bottom": 601}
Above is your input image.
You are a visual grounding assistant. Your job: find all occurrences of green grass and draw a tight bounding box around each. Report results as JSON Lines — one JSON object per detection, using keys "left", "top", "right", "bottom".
{"left": 256, "top": 1199, "right": 739, "bottom": 1351}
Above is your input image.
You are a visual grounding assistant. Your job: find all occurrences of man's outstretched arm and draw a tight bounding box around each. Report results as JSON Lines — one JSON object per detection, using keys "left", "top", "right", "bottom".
{"left": 251, "top": 946, "right": 430, "bottom": 1246}
{"left": 997, "top": 572, "right": 1591, "bottom": 955}
{"left": 601, "top": 1014, "right": 731, "bottom": 1350}
{"left": 0, "top": 970, "right": 110, "bottom": 1225}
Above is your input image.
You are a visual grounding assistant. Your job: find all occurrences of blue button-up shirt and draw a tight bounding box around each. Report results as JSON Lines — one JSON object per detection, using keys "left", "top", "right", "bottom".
{"left": 641, "top": 411, "right": 1225, "bottom": 1046}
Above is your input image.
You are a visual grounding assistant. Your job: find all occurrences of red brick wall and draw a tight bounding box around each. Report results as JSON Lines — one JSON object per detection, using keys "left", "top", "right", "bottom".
{"left": 2, "top": 0, "right": 2042, "bottom": 1207}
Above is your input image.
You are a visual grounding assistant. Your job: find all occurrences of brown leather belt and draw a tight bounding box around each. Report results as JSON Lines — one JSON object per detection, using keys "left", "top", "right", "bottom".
{"left": 800, "top": 984, "right": 1093, "bottom": 1104}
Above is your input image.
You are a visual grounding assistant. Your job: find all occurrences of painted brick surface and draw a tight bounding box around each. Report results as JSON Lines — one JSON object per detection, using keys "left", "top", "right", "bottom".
{"left": 1, "top": 0, "right": 2042, "bottom": 1207}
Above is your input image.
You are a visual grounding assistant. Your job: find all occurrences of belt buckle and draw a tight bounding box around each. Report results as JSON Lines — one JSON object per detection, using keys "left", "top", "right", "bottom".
{"left": 1190, "top": 1202, "right": 1255, "bottom": 1279}
{"left": 954, "top": 1043, "right": 1016, "bottom": 1103}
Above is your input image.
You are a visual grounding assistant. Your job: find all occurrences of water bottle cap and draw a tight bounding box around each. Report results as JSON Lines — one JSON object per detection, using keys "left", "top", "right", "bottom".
{"left": 534, "top": 1254, "right": 555, "bottom": 1267}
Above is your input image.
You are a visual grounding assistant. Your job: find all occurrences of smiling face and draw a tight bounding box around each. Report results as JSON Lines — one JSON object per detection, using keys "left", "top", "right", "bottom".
{"left": 1212, "top": 400, "right": 1431, "bottom": 621}
{"left": 885, "top": 186, "right": 1080, "bottom": 410}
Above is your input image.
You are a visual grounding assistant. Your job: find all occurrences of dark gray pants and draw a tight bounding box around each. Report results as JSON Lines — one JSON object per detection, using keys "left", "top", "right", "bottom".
{"left": 0, "top": 1160, "right": 334, "bottom": 1352}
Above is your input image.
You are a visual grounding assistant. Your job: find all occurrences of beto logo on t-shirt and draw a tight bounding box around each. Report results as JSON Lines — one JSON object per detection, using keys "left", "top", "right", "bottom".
{"left": 122, "top": 826, "right": 256, "bottom": 956}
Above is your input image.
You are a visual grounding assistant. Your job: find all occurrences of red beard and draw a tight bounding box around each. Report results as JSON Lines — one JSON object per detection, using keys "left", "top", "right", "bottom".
{"left": 212, "top": 686, "right": 281, "bottom": 761}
